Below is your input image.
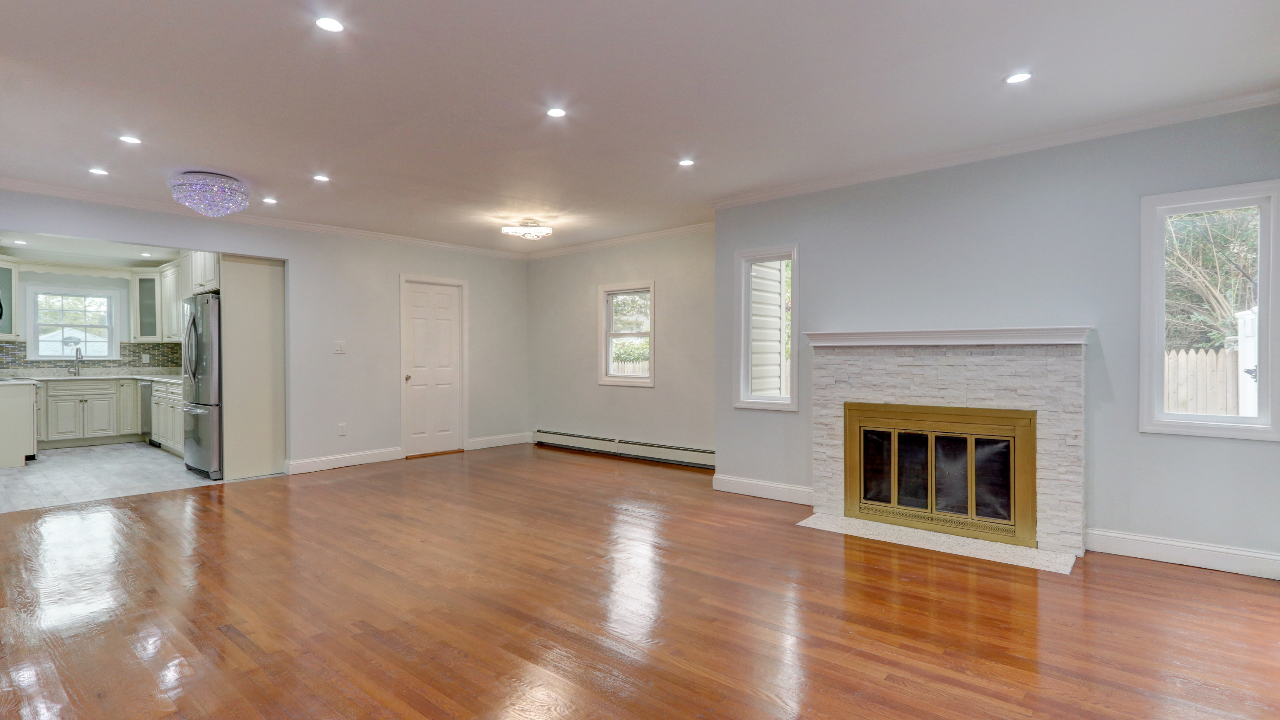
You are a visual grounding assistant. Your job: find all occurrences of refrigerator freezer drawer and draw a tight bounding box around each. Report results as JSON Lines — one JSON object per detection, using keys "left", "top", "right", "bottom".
{"left": 183, "top": 403, "right": 223, "bottom": 480}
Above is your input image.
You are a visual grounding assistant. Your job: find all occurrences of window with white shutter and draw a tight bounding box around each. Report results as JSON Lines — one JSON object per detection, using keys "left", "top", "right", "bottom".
{"left": 736, "top": 246, "right": 797, "bottom": 411}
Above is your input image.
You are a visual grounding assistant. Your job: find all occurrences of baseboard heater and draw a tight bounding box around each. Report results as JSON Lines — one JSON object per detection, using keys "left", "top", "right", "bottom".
{"left": 534, "top": 430, "right": 715, "bottom": 469}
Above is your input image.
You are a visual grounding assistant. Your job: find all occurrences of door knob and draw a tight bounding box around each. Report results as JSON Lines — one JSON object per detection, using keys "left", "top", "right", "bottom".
{"left": 405, "top": 374, "right": 411, "bottom": 382}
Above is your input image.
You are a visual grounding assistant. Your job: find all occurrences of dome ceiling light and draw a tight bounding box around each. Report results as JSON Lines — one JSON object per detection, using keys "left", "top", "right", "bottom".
{"left": 168, "top": 172, "right": 250, "bottom": 217}
{"left": 501, "top": 219, "right": 553, "bottom": 240}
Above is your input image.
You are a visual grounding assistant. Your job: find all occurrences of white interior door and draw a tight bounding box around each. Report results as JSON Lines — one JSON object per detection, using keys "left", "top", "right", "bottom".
{"left": 402, "top": 281, "right": 462, "bottom": 456}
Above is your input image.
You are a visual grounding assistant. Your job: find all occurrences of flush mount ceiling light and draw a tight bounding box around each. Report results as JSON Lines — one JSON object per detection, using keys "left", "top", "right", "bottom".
{"left": 1005, "top": 72, "right": 1032, "bottom": 84}
{"left": 313, "top": 174, "right": 329, "bottom": 182}
{"left": 316, "top": 17, "right": 344, "bottom": 32}
{"left": 119, "top": 136, "right": 141, "bottom": 144}
{"left": 89, "top": 168, "right": 108, "bottom": 175}
{"left": 263, "top": 197, "right": 277, "bottom": 204}
{"left": 679, "top": 159, "right": 695, "bottom": 166}
{"left": 547, "top": 108, "right": 566, "bottom": 117}
{"left": 501, "top": 219, "right": 553, "bottom": 240}
{"left": 13, "top": 240, "right": 27, "bottom": 245}
{"left": 168, "top": 172, "right": 250, "bottom": 217}
{"left": 140, "top": 253, "right": 152, "bottom": 257}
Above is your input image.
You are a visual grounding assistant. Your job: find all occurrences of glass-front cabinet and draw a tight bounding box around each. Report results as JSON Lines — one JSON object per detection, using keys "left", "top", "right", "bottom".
{"left": 131, "top": 272, "right": 162, "bottom": 342}
{"left": 0, "top": 259, "right": 17, "bottom": 340}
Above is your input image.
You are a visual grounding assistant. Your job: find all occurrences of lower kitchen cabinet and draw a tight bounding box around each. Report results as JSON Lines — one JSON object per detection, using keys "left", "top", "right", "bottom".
{"left": 37, "top": 378, "right": 179, "bottom": 452}
{"left": 150, "top": 382, "right": 185, "bottom": 456}
{"left": 45, "top": 394, "right": 116, "bottom": 439}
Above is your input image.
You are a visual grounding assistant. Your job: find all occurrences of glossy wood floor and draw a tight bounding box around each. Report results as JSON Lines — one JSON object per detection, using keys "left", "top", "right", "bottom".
{"left": 1, "top": 445, "right": 1277, "bottom": 720}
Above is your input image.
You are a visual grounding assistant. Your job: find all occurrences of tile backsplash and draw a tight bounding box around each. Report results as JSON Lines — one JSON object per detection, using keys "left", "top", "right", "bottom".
{"left": 0, "top": 341, "right": 182, "bottom": 369}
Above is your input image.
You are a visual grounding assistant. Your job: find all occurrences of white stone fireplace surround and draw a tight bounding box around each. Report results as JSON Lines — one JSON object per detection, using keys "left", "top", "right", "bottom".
{"left": 802, "top": 327, "right": 1090, "bottom": 570}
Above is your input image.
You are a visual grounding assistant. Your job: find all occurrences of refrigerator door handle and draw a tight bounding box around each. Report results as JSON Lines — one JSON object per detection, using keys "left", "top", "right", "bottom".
{"left": 184, "top": 311, "right": 198, "bottom": 383}
{"left": 182, "top": 405, "right": 209, "bottom": 415}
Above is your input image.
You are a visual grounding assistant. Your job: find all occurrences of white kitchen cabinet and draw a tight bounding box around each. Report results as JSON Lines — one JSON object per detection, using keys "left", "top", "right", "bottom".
{"left": 0, "top": 258, "right": 19, "bottom": 340}
{"left": 117, "top": 379, "right": 138, "bottom": 434}
{"left": 150, "top": 381, "right": 184, "bottom": 456}
{"left": 0, "top": 382, "right": 37, "bottom": 468}
{"left": 131, "top": 272, "right": 162, "bottom": 342}
{"left": 83, "top": 396, "right": 117, "bottom": 437}
{"left": 161, "top": 265, "right": 182, "bottom": 341}
{"left": 47, "top": 397, "right": 84, "bottom": 439}
{"left": 192, "top": 251, "right": 220, "bottom": 293}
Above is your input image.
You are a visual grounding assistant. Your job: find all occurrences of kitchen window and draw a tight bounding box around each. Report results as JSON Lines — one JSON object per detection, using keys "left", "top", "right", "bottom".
{"left": 1140, "top": 180, "right": 1278, "bottom": 441}
{"left": 599, "top": 282, "right": 654, "bottom": 387}
{"left": 26, "top": 287, "right": 124, "bottom": 361}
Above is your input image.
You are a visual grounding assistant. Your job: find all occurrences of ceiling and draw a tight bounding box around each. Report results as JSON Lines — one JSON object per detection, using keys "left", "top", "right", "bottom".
{"left": 1, "top": 1, "right": 1278, "bottom": 253}
{"left": 0, "top": 231, "right": 179, "bottom": 268}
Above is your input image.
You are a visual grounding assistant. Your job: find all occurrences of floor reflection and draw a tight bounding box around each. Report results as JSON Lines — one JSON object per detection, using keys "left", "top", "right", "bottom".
{"left": 33, "top": 509, "right": 124, "bottom": 633}
{"left": 605, "top": 501, "right": 665, "bottom": 645}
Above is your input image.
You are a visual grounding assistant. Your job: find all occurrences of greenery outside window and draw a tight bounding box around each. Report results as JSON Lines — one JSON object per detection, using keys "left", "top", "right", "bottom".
{"left": 599, "top": 282, "right": 654, "bottom": 387}
{"left": 1140, "top": 180, "right": 1278, "bottom": 441}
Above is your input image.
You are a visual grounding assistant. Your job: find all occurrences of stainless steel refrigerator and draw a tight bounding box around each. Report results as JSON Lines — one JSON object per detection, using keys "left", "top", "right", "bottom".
{"left": 182, "top": 293, "right": 223, "bottom": 480}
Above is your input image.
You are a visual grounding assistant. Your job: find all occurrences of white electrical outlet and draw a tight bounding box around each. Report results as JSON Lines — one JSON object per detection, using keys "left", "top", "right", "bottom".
{"left": 333, "top": 341, "right": 347, "bottom": 354}
{"left": 338, "top": 423, "right": 347, "bottom": 436}
{"left": 141, "top": 353, "right": 150, "bottom": 364}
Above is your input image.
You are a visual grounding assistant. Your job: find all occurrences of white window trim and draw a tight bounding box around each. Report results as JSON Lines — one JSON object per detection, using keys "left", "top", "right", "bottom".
{"left": 598, "top": 281, "right": 655, "bottom": 388}
{"left": 735, "top": 245, "right": 798, "bottom": 411}
{"left": 1139, "top": 179, "right": 1278, "bottom": 441}
{"left": 25, "top": 283, "right": 126, "bottom": 361}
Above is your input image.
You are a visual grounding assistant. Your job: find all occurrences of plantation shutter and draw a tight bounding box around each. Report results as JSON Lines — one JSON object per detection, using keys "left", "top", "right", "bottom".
{"left": 750, "top": 261, "right": 786, "bottom": 396}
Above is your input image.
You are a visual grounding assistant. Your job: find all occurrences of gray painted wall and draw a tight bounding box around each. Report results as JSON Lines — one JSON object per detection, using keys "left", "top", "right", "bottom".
{"left": 529, "top": 228, "right": 716, "bottom": 451}
{"left": 716, "top": 104, "right": 1280, "bottom": 555}
{"left": 0, "top": 189, "right": 530, "bottom": 463}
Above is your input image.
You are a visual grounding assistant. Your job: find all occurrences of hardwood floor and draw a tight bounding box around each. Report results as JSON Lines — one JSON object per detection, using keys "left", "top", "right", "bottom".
{"left": 1, "top": 444, "right": 1277, "bottom": 719}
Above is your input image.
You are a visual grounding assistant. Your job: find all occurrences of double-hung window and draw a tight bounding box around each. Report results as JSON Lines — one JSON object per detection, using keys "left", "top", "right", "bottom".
{"left": 735, "top": 245, "right": 797, "bottom": 411}
{"left": 599, "top": 282, "right": 654, "bottom": 387}
{"left": 1140, "top": 180, "right": 1278, "bottom": 440}
{"left": 27, "top": 286, "right": 124, "bottom": 361}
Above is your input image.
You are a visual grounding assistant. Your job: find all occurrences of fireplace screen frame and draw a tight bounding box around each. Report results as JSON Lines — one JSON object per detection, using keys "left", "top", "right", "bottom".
{"left": 844, "top": 403, "right": 1037, "bottom": 547}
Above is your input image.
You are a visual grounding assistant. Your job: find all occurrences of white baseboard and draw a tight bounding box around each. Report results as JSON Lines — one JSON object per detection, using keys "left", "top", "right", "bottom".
{"left": 713, "top": 474, "right": 813, "bottom": 505}
{"left": 1085, "top": 528, "right": 1280, "bottom": 580}
{"left": 466, "top": 432, "right": 533, "bottom": 450}
{"left": 287, "top": 447, "right": 404, "bottom": 475}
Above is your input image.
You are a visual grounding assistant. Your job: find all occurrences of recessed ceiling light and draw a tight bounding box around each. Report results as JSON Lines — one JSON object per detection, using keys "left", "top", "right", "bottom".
{"left": 547, "top": 108, "right": 566, "bottom": 118}
{"left": 316, "top": 17, "right": 344, "bottom": 32}
{"left": 1005, "top": 72, "right": 1032, "bottom": 84}
{"left": 313, "top": 175, "right": 329, "bottom": 182}
{"left": 141, "top": 253, "right": 152, "bottom": 257}
{"left": 89, "top": 168, "right": 108, "bottom": 175}
{"left": 263, "top": 198, "right": 277, "bottom": 204}
{"left": 119, "top": 136, "right": 141, "bottom": 144}
{"left": 13, "top": 240, "right": 27, "bottom": 245}
{"left": 679, "top": 159, "right": 695, "bottom": 166}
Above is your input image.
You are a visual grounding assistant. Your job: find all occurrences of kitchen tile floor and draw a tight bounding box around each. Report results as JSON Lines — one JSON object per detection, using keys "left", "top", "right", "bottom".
{"left": 0, "top": 442, "right": 255, "bottom": 515}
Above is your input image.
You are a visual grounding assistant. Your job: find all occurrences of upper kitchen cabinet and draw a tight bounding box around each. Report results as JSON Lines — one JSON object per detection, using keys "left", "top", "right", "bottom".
{"left": 191, "top": 251, "right": 220, "bottom": 293}
{"left": 160, "top": 265, "right": 183, "bottom": 341}
{"left": 131, "top": 272, "right": 162, "bottom": 342}
{"left": 0, "top": 259, "right": 17, "bottom": 340}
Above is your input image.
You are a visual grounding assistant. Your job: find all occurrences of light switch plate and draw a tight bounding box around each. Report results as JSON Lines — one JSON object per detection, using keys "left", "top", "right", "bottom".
{"left": 333, "top": 341, "right": 347, "bottom": 354}
{"left": 338, "top": 423, "right": 347, "bottom": 436}
{"left": 141, "top": 353, "right": 150, "bottom": 364}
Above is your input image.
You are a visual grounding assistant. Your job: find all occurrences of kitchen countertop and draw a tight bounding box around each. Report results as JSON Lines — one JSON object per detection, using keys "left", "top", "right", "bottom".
{"left": 0, "top": 375, "right": 182, "bottom": 384}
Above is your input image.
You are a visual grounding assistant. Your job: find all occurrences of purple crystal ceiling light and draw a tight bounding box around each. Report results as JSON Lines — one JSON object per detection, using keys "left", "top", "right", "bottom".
{"left": 168, "top": 172, "right": 250, "bottom": 217}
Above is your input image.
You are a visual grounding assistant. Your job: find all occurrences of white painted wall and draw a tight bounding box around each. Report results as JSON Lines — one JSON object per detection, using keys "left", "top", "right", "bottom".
{"left": 0, "top": 189, "right": 531, "bottom": 466}
{"left": 529, "top": 227, "right": 716, "bottom": 451}
{"left": 715, "top": 103, "right": 1280, "bottom": 560}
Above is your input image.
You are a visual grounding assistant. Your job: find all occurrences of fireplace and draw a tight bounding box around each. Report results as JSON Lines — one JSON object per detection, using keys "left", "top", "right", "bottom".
{"left": 845, "top": 403, "right": 1037, "bottom": 547}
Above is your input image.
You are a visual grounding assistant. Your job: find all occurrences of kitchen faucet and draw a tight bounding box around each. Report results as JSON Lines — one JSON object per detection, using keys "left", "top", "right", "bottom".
{"left": 68, "top": 346, "right": 82, "bottom": 376}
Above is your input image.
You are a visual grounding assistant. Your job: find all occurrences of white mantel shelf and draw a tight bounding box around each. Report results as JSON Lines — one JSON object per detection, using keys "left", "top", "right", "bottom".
{"left": 803, "top": 326, "right": 1092, "bottom": 347}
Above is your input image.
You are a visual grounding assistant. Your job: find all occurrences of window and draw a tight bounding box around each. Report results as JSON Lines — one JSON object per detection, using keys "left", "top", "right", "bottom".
{"left": 1140, "top": 180, "right": 1278, "bottom": 441}
{"left": 735, "top": 245, "right": 797, "bottom": 411}
{"left": 26, "top": 286, "right": 124, "bottom": 361}
{"left": 599, "top": 282, "right": 654, "bottom": 387}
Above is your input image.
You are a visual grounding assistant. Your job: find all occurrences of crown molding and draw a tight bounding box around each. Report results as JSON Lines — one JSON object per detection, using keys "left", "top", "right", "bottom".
{"left": 711, "top": 86, "right": 1280, "bottom": 211}
{"left": 526, "top": 222, "right": 715, "bottom": 260}
{"left": 804, "top": 326, "right": 1093, "bottom": 347}
{"left": 0, "top": 177, "right": 526, "bottom": 260}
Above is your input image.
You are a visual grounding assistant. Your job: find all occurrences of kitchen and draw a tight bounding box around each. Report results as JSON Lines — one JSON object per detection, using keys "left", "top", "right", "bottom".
{"left": 0, "top": 231, "right": 286, "bottom": 514}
